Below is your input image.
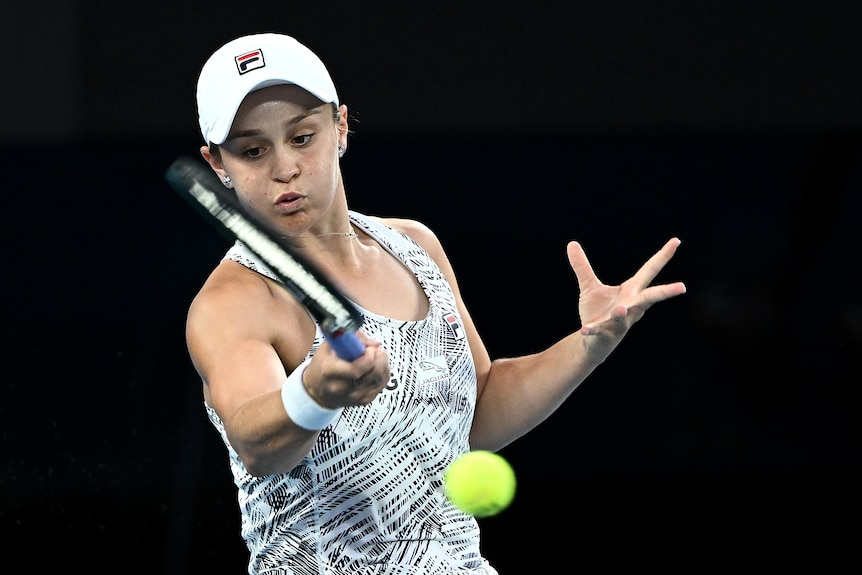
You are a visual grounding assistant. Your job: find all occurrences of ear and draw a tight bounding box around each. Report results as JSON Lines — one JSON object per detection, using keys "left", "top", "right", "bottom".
{"left": 336, "top": 104, "right": 349, "bottom": 150}
{"left": 200, "top": 145, "right": 228, "bottom": 180}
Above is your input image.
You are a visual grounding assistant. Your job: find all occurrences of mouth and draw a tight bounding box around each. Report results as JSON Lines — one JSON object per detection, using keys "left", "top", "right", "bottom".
{"left": 275, "top": 191, "right": 302, "bottom": 204}
{"left": 274, "top": 192, "right": 304, "bottom": 212}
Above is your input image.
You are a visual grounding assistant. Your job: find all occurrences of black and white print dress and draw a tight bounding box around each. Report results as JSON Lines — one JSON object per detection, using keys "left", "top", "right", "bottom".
{"left": 205, "top": 211, "right": 498, "bottom": 574}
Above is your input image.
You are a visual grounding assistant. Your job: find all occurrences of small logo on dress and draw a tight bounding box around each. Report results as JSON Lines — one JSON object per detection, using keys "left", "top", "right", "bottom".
{"left": 418, "top": 355, "right": 449, "bottom": 387}
{"left": 235, "top": 49, "right": 265, "bottom": 74}
{"left": 419, "top": 360, "right": 447, "bottom": 375}
{"left": 443, "top": 311, "right": 465, "bottom": 340}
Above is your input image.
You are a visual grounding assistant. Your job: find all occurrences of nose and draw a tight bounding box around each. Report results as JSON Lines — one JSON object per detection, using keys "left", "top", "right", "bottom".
{"left": 270, "top": 145, "right": 300, "bottom": 183}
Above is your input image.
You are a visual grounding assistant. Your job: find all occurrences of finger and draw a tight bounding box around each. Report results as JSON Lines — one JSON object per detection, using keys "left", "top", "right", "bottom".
{"left": 351, "top": 374, "right": 390, "bottom": 407}
{"left": 353, "top": 374, "right": 384, "bottom": 388}
{"left": 637, "top": 281, "right": 688, "bottom": 306}
{"left": 352, "top": 355, "right": 390, "bottom": 388}
{"left": 566, "top": 241, "right": 600, "bottom": 286}
{"left": 580, "top": 304, "right": 629, "bottom": 335}
{"left": 353, "top": 377, "right": 373, "bottom": 389}
{"left": 356, "top": 330, "right": 382, "bottom": 348}
{"left": 631, "top": 237, "right": 682, "bottom": 289}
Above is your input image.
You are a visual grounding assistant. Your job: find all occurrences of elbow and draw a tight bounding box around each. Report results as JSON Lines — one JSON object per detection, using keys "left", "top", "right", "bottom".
{"left": 222, "top": 414, "right": 320, "bottom": 476}
{"left": 237, "top": 448, "right": 300, "bottom": 477}
{"left": 224, "top": 428, "right": 283, "bottom": 476}
{"left": 247, "top": 464, "right": 278, "bottom": 478}
{"left": 231, "top": 443, "right": 272, "bottom": 477}
{"left": 238, "top": 452, "right": 272, "bottom": 478}
{"left": 231, "top": 437, "right": 313, "bottom": 477}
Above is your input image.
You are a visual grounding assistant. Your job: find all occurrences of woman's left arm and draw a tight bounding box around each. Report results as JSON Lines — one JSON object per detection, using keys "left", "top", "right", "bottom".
{"left": 393, "top": 218, "right": 685, "bottom": 452}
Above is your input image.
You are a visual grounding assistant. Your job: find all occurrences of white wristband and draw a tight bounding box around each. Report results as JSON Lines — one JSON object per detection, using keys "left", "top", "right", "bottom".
{"left": 281, "top": 357, "right": 343, "bottom": 430}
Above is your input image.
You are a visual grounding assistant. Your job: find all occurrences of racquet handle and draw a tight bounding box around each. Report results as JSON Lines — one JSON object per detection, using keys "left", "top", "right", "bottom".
{"left": 324, "top": 330, "right": 365, "bottom": 361}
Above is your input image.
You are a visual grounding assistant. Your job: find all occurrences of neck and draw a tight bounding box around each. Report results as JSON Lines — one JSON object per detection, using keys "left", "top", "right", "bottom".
{"left": 288, "top": 224, "right": 358, "bottom": 242}
{"left": 311, "top": 224, "right": 357, "bottom": 239}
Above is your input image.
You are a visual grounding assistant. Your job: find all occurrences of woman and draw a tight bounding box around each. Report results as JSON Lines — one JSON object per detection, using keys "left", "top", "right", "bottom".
{"left": 187, "top": 32, "right": 686, "bottom": 574}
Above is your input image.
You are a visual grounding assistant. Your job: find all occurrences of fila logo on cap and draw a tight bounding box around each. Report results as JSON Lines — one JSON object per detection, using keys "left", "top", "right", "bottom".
{"left": 235, "top": 49, "right": 266, "bottom": 74}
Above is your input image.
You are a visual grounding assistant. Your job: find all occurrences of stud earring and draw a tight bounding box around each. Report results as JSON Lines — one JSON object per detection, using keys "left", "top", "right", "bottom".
{"left": 338, "top": 146, "right": 346, "bottom": 158}
{"left": 222, "top": 175, "right": 232, "bottom": 188}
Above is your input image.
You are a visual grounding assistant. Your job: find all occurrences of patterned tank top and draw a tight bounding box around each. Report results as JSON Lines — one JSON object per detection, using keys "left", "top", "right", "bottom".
{"left": 204, "top": 211, "right": 499, "bottom": 574}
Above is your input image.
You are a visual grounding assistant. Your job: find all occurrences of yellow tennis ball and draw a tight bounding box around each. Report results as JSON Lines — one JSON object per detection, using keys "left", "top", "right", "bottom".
{"left": 444, "top": 450, "right": 517, "bottom": 517}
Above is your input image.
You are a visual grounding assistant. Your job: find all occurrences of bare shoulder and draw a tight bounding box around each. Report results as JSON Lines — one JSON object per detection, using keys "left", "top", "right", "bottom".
{"left": 369, "top": 216, "right": 443, "bottom": 257}
{"left": 189, "top": 260, "right": 271, "bottom": 321}
{"left": 187, "top": 260, "right": 315, "bottom": 368}
{"left": 187, "top": 262, "right": 271, "bottom": 346}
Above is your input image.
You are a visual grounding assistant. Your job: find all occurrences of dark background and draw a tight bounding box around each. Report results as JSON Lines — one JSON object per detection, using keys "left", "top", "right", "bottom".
{"left": 3, "top": 2, "right": 861, "bottom": 572}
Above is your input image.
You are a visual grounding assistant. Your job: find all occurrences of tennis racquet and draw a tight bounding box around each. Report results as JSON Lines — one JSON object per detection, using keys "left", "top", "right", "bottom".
{"left": 165, "top": 156, "right": 366, "bottom": 361}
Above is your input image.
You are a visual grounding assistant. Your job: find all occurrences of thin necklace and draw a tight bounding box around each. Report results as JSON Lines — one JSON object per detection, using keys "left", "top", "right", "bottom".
{"left": 312, "top": 225, "right": 358, "bottom": 239}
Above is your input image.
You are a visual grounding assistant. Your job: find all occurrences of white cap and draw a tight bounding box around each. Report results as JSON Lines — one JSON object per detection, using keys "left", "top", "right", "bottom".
{"left": 196, "top": 33, "right": 339, "bottom": 145}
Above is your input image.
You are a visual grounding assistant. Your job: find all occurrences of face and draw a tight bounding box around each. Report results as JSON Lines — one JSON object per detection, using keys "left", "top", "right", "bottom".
{"left": 202, "top": 84, "right": 348, "bottom": 237}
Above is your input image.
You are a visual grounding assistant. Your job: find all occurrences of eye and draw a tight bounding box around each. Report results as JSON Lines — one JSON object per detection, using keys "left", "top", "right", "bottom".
{"left": 293, "top": 134, "right": 313, "bottom": 146}
{"left": 243, "top": 146, "right": 264, "bottom": 159}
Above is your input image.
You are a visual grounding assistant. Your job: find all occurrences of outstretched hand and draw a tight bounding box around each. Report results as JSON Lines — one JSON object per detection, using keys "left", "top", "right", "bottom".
{"left": 567, "top": 237, "right": 686, "bottom": 362}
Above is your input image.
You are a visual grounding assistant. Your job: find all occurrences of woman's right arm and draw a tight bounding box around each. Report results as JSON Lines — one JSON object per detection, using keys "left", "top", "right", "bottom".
{"left": 186, "top": 266, "right": 323, "bottom": 475}
{"left": 187, "top": 263, "right": 390, "bottom": 476}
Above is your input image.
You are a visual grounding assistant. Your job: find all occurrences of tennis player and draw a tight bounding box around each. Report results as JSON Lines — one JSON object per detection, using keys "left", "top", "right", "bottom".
{"left": 186, "top": 32, "right": 686, "bottom": 574}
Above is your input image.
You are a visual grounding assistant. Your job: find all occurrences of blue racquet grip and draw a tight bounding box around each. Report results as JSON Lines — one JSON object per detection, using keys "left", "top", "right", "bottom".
{"left": 325, "top": 330, "right": 365, "bottom": 361}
